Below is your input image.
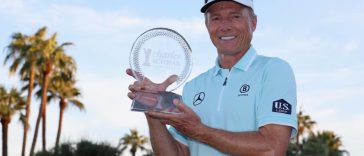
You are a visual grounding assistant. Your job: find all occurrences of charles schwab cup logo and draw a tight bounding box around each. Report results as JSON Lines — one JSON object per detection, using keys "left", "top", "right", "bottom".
{"left": 193, "top": 92, "right": 205, "bottom": 106}
{"left": 272, "top": 99, "right": 292, "bottom": 115}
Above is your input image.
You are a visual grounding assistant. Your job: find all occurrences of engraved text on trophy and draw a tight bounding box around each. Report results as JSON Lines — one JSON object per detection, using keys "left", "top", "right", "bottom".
{"left": 152, "top": 50, "right": 181, "bottom": 69}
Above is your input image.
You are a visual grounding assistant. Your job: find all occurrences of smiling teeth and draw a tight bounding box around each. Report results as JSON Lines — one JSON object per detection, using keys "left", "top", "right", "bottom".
{"left": 220, "top": 36, "right": 236, "bottom": 40}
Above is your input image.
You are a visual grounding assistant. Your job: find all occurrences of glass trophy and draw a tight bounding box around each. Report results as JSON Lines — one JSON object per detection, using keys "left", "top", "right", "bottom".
{"left": 129, "top": 28, "right": 192, "bottom": 114}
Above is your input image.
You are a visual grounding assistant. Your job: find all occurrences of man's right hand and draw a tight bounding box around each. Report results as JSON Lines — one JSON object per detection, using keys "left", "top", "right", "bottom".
{"left": 126, "top": 69, "right": 190, "bottom": 155}
{"left": 126, "top": 68, "right": 178, "bottom": 100}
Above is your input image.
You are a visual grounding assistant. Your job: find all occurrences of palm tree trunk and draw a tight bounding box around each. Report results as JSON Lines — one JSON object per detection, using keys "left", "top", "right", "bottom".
{"left": 29, "top": 101, "right": 43, "bottom": 156}
{"left": 295, "top": 134, "right": 300, "bottom": 156}
{"left": 1, "top": 118, "right": 10, "bottom": 156}
{"left": 41, "top": 63, "right": 52, "bottom": 151}
{"left": 42, "top": 72, "right": 50, "bottom": 151}
{"left": 42, "top": 99, "right": 47, "bottom": 151}
{"left": 131, "top": 148, "right": 136, "bottom": 156}
{"left": 21, "top": 66, "right": 35, "bottom": 156}
{"left": 55, "top": 98, "right": 66, "bottom": 153}
{"left": 30, "top": 70, "right": 51, "bottom": 155}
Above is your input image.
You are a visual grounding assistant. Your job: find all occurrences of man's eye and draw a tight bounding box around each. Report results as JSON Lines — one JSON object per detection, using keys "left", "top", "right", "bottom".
{"left": 211, "top": 17, "right": 219, "bottom": 21}
{"left": 233, "top": 15, "right": 241, "bottom": 19}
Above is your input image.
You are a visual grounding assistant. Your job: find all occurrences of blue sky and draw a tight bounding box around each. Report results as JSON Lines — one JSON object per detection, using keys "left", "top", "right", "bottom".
{"left": 1, "top": 0, "right": 363, "bottom": 155}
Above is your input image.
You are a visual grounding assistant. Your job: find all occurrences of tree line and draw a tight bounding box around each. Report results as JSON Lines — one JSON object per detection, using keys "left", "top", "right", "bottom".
{"left": 1, "top": 26, "right": 154, "bottom": 156}
{"left": 1, "top": 26, "right": 84, "bottom": 156}
{"left": 34, "top": 129, "right": 153, "bottom": 156}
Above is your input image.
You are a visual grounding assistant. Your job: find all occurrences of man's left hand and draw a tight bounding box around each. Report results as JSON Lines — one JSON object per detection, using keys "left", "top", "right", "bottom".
{"left": 146, "top": 99, "right": 204, "bottom": 139}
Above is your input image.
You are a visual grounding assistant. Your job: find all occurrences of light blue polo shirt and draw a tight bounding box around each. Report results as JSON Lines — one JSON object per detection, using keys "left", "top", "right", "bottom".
{"left": 168, "top": 47, "right": 297, "bottom": 156}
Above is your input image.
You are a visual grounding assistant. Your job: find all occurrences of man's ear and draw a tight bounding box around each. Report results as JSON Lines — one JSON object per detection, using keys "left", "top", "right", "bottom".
{"left": 251, "top": 15, "right": 257, "bottom": 32}
{"left": 204, "top": 13, "right": 209, "bottom": 27}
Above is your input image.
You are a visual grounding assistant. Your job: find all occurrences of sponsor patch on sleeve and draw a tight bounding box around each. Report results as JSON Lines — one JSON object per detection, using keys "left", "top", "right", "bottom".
{"left": 272, "top": 99, "right": 292, "bottom": 115}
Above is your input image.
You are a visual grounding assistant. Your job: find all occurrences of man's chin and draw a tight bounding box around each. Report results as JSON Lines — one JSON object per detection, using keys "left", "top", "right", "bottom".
{"left": 218, "top": 49, "right": 243, "bottom": 55}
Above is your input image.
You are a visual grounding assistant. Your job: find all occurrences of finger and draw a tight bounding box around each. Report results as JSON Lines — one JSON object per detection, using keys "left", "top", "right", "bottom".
{"left": 133, "top": 81, "right": 144, "bottom": 90}
{"left": 160, "top": 119, "right": 171, "bottom": 125}
{"left": 166, "top": 106, "right": 175, "bottom": 113}
{"left": 160, "top": 75, "right": 178, "bottom": 89}
{"left": 127, "top": 92, "right": 136, "bottom": 99}
{"left": 173, "top": 99, "right": 192, "bottom": 114}
{"left": 166, "top": 105, "right": 182, "bottom": 114}
{"left": 141, "top": 78, "right": 153, "bottom": 90}
{"left": 134, "top": 92, "right": 158, "bottom": 107}
{"left": 126, "top": 68, "right": 136, "bottom": 79}
{"left": 146, "top": 111, "right": 176, "bottom": 120}
{"left": 142, "top": 76, "right": 153, "bottom": 84}
{"left": 128, "top": 84, "right": 137, "bottom": 92}
{"left": 137, "top": 78, "right": 154, "bottom": 90}
{"left": 171, "top": 107, "right": 182, "bottom": 114}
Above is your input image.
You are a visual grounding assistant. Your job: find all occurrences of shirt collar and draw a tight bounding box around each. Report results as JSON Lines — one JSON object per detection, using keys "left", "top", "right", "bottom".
{"left": 213, "top": 46, "right": 257, "bottom": 76}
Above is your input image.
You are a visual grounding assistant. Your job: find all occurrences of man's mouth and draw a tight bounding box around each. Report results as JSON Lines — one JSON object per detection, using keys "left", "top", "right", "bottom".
{"left": 220, "top": 36, "right": 236, "bottom": 41}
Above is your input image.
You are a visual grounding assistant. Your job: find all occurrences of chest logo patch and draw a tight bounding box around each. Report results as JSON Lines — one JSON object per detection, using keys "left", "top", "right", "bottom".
{"left": 238, "top": 84, "right": 250, "bottom": 96}
{"left": 240, "top": 84, "right": 250, "bottom": 93}
{"left": 272, "top": 99, "right": 292, "bottom": 115}
{"left": 193, "top": 92, "right": 205, "bottom": 106}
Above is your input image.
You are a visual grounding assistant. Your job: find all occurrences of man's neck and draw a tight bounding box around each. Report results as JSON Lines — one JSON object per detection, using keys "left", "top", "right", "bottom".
{"left": 218, "top": 46, "right": 250, "bottom": 69}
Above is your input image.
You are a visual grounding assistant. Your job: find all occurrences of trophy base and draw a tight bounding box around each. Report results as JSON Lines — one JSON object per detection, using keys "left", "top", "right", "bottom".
{"left": 130, "top": 90, "right": 182, "bottom": 114}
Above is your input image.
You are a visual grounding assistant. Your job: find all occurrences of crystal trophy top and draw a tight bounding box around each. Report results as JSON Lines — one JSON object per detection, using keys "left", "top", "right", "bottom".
{"left": 129, "top": 28, "right": 192, "bottom": 91}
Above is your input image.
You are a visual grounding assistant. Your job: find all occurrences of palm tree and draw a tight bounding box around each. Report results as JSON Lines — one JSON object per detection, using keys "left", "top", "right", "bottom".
{"left": 302, "top": 131, "right": 348, "bottom": 156}
{"left": 296, "top": 109, "right": 316, "bottom": 155}
{"left": 46, "top": 72, "right": 84, "bottom": 152}
{"left": 76, "top": 140, "right": 120, "bottom": 156}
{"left": 0, "top": 85, "right": 25, "bottom": 156}
{"left": 4, "top": 27, "right": 46, "bottom": 156}
{"left": 117, "top": 129, "right": 150, "bottom": 156}
{"left": 34, "top": 139, "right": 120, "bottom": 156}
{"left": 30, "top": 29, "right": 74, "bottom": 155}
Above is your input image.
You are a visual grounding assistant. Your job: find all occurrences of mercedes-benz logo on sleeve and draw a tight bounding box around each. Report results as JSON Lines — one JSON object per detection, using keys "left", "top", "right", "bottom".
{"left": 193, "top": 92, "right": 205, "bottom": 106}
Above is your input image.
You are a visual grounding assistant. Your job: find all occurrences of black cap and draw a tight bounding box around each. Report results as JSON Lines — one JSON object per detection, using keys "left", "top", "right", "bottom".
{"left": 201, "top": 0, "right": 253, "bottom": 13}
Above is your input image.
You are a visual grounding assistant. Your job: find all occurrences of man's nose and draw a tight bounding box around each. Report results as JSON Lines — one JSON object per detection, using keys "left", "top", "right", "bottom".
{"left": 219, "top": 19, "right": 233, "bottom": 32}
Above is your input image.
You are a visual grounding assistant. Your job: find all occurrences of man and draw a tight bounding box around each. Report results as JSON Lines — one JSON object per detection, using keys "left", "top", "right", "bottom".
{"left": 127, "top": 0, "right": 297, "bottom": 155}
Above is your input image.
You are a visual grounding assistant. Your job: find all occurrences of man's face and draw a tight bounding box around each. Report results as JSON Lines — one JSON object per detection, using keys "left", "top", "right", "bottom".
{"left": 205, "top": 1, "right": 257, "bottom": 56}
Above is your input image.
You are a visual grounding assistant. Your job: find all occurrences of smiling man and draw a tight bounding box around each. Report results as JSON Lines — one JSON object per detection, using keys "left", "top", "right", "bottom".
{"left": 127, "top": 0, "right": 297, "bottom": 155}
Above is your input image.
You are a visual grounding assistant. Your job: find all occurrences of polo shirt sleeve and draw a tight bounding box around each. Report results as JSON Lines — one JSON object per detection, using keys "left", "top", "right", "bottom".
{"left": 167, "top": 82, "right": 191, "bottom": 146}
{"left": 257, "top": 58, "right": 298, "bottom": 138}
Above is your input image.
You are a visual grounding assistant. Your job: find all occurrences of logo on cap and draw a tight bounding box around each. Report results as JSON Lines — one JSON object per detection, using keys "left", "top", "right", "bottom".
{"left": 201, "top": 0, "right": 254, "bottom": 13}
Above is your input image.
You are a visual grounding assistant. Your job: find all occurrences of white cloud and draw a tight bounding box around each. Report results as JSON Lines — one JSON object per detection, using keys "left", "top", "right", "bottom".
{"left": 297, "top": 66, "right": 364, "bottom": 113}
{"left": 0, "top": 0, "right": 205, "bottom": 37}
{"left": 0, "top": 0, "right": 26, "bottom": 12}
{"left": 46, "top": 5, "right": 145, "bottom": 34}
{"left": 342, "top": 41, "right": 360, "bottom": 55}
